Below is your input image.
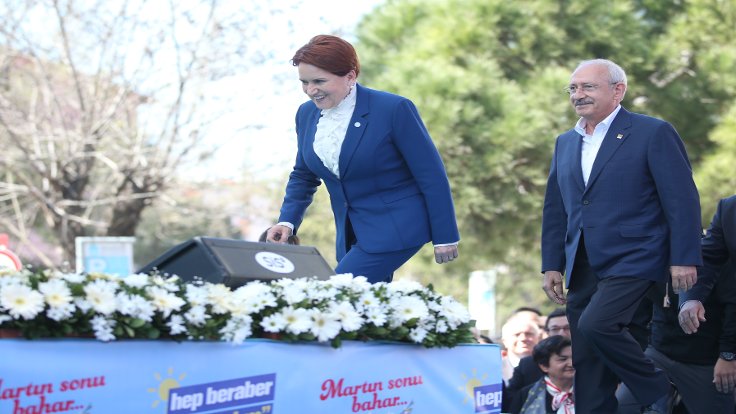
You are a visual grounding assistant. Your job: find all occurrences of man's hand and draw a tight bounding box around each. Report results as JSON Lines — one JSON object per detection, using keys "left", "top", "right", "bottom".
{"left": 434, "top": 245, "right": 459, "bottom": 264}
{"left": 714, "top": 358, "right": 736, "bottom": 394}
{"left": 266, "top": 225, "right": 292, "bottom": 244}
{"left": 543, "top": 271, "right": 566, "bottom": 305}
{"left": 670, "top": 265, "right": 697, "bottom": 293}
{"left": 678, "top": 300, "right": 705, "bottom": 334}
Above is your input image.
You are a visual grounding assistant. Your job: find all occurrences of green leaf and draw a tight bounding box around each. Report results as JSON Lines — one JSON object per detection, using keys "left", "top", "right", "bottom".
{"left": 147, "top": 328, "right": 161, "bottom": 339}
{"left": 128, "top": 318, "right": 146, "bottom": 328}
{"left": 331, "top": 337, "right": 342, "bottom": 349}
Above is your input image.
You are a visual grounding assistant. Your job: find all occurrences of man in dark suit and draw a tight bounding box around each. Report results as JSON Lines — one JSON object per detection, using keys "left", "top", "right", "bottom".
{"left": 678, "top": 195, "right": 736, "bottom": 409}
{"left": 541, "top": 59, "right": 702, "bottom": 413}
{"left": 617, "top": 260, "right": 736, "bottom": 413}
{"left": 679, "top": 195, "right": 736, "bottom": 301}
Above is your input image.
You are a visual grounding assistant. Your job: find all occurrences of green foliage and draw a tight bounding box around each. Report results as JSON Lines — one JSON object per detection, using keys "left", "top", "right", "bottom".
{"left": 638, "top": 0, "right": 736, "bottom": 162}
{"left": 696, "top": 102, "right": 736, "bottom": 223}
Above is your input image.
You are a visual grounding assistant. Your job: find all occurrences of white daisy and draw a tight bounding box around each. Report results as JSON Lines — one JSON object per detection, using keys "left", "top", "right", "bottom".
{"left": 439, "top": 296, "right": 471, "bottom": 327}
{"left": 219, "top": 315, "right": 253, "bottom": 345}
{"left": 311, "top": 312, "right": 341, "bottom": 342}
{"left": 184, "top": 305, "right": 209, "bottom": 326}
{"left": 207, "top": 284, "right": 234, "bottom": 314}
{"left": 167, "top": 314, "right": 187, "bottom": 335}
{"left": 38, "top": 279, "right": 73, "bottom": 308}
{"left": 330, "top": 301, "right": 363, "bottom": 332}
{"left": 435, "top": 319, "right": 449, "bottom": 333}
{"left": 327, "top": 273, "right": 356, "bottom": 287}
{"left": 185, "top": 284, "right": 209, "bottom": 307}
{"left": 409, "top": 327, "right": 429, "bottom": 343}
{"left": 146, "top": 286, "right": 185, "bottom": 318}
{"left": 0, "top": 284, "right": 45, "bottom": 320}
{"left": 121, "top": 273, "right": 149, "bottom": 289}
{"left": 90, "top": 315, "right": 116, "bottom": 341}
{"left": 365, "top": 306, "right": 387, "bottom": 327}
{"left": 356, "top": 291, "right": 380, "bottom": 312}
{"left": 391, "top": 296, "right": 430, "bottom": 323}
{"left": 282, "top": 306, "right": 313, "bottom": 334}
{"left": 387, "top": 279, "right": 424, "bottom": 294}
{"left": 307, "top": 286, "right": 338, "bottom": 301}
{"left": 46, "top": 305, "right": 74, "bottom": 321}
{"left": 117, "top": 293, "right": 155, "bottom": 322}
{"left": 280, "top": 283, "right": 307, "bottom": 305}
{"left": 260, "top": 313, "right": 287, "bottom": 333}
{"left": 60, "top": 273, "right": 86, "bottom": 284}
{"left": 83, "top": 279, "right": 118, "bottom": 315}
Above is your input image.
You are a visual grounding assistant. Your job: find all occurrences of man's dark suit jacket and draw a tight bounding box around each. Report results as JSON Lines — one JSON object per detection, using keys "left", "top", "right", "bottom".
{"left": 655, "top": 262, "right": 736, "bottom": 364}
{"left": 541, "top": 107, "right": 702, "bottom": 283}
{"left": 691, "top": 195, "right": 736, "bottom": 289}
{"left": 677, "top": 195, "right": 736, "bottom": 358}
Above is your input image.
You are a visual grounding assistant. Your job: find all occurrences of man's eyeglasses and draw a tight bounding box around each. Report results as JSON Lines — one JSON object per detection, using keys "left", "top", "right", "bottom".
{"left": 564, "top": 81, "right": 620, "bottom": 95}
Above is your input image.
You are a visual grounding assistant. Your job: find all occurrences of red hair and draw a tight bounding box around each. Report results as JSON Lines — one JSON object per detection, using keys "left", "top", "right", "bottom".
{"left": 291, "top": 35, "right": 360, "bottom": 77}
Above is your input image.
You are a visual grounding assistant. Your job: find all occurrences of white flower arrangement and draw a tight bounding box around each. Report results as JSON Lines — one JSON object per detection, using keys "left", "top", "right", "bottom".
{"left": 0, "top": 269, "right": 476, "bottom": 348}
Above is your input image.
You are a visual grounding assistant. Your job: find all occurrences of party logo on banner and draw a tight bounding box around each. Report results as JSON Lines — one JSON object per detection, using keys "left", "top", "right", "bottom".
{"left": 473, "top": 383, "right": 502, "bottom": 413}
{"left": 166, "top": 373, "right": 276, "bottom": 414}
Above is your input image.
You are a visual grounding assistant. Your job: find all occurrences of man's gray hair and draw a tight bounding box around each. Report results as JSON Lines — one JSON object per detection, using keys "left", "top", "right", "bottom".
{"left": 576, "top": 59, "right": 628, "bottom": 86}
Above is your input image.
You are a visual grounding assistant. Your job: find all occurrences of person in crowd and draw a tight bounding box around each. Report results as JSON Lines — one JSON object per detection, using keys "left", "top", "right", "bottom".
{"left": 265, "top": 35, "right": 460, "bottom": 283}
{"left": 509, "top": 335, "right": 575, "bottom": 414}
{"left": 511, "top": 306, "right": 546, "bottom": 339}
{"left": 676, "top": 195, "right": 736, "bottom": 412}
{"left": 501, "top": 314, "right": 542, "bottom": 383}
{"left": 541, "top": 58, "right": 702, "bottom": 413}
{"left": 616, "top": 260, "right": 736, "bottom": 413}
{"left": 679, "top": 194, "right": 736, "bottom": 308}
{"left": 505, "top": 308, "right": 570, "bottom": 407}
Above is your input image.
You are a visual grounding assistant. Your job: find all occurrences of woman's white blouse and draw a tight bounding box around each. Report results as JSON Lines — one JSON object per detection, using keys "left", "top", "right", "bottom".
{"left": 312, "top": 86, "right": 357, "bottom": 178}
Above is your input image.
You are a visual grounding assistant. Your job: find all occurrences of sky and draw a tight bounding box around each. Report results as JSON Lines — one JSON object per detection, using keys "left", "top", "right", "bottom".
{"left": 198, "top": 0, "right": 384, "bottom": 181}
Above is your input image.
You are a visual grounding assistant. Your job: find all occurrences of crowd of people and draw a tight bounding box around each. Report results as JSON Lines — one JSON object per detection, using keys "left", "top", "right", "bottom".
{"left": 489, "top": 257, "right": 735, "bottom": 414}
{"left": 261, "top": 32, "right": 734, "bottom": 414}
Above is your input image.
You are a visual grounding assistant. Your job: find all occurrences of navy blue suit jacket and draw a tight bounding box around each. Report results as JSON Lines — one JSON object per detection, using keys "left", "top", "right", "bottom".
{"left": 279, "top": 84, "right": 459, "bottom": 260}
{"left": 682, "top": 195, "right": 736, "bottom": 302}
{"left": 541, "top": 107, "right": 702, "bottom": 285}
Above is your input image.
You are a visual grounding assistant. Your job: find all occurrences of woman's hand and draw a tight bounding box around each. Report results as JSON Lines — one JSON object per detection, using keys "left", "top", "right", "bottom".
{"left": 434, "top": 245, "right": 459, "bottom": 264}
{"left": 266, "top": 225, "right": 292, "bottom": 243}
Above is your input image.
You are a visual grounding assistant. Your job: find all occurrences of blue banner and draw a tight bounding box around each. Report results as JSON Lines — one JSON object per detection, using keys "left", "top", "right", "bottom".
{"left": 0, "top": 339, "right": 501, "bottom": 414}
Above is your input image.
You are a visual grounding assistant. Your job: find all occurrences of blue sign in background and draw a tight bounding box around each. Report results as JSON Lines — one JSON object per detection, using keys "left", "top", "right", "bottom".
{"left": 0, "top": 339, "right": 501, "bottom": 414}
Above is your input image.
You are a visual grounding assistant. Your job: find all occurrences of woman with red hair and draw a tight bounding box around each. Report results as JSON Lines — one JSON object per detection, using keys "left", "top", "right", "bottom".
{"left": 266, "top": 35, "right": 459, "bottom": 283}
